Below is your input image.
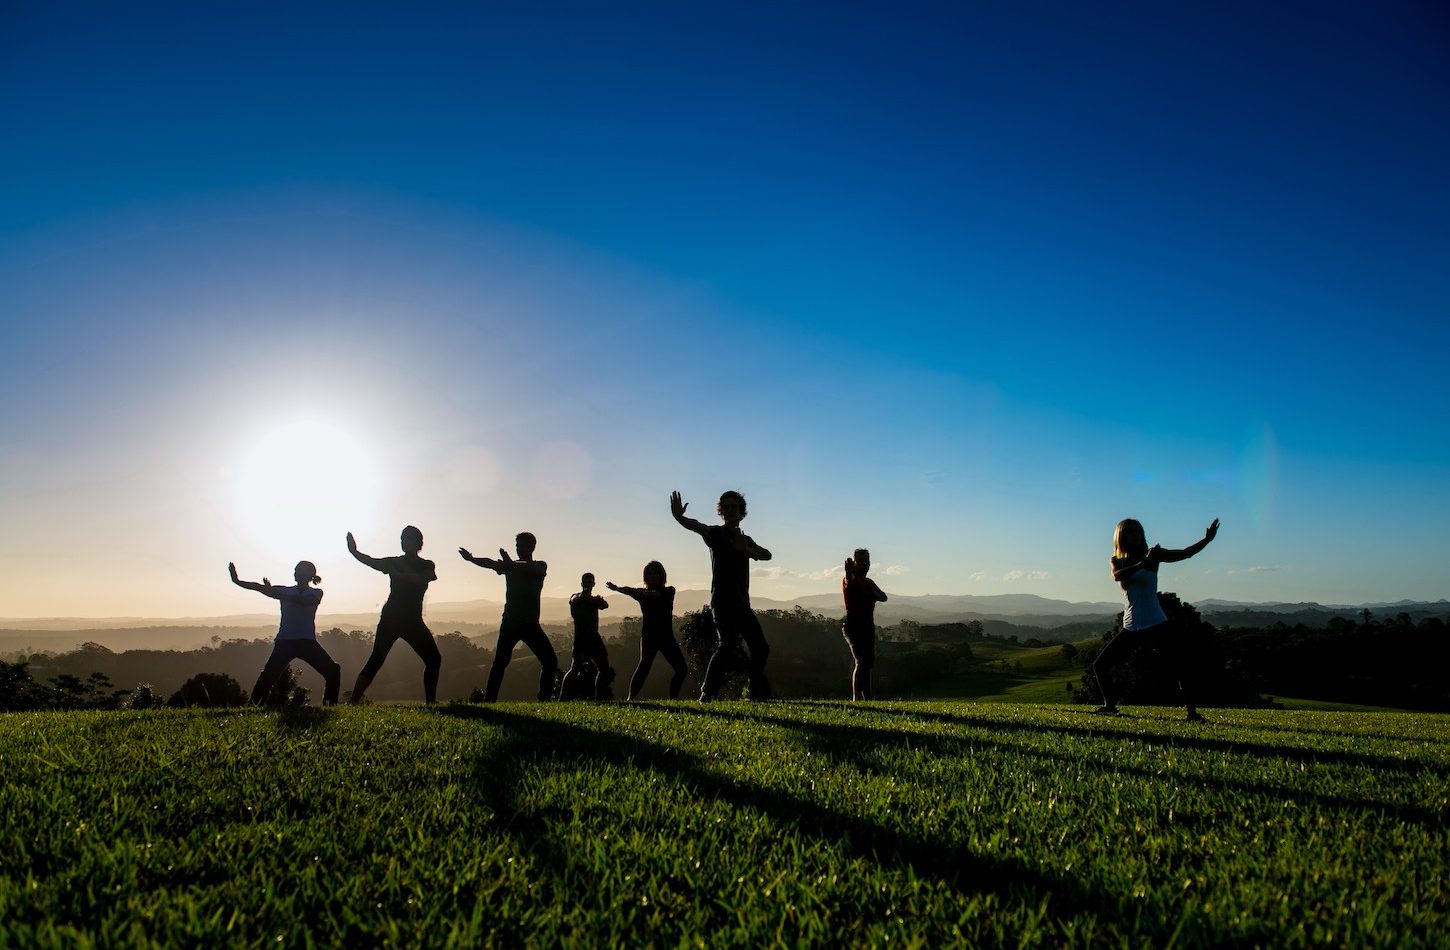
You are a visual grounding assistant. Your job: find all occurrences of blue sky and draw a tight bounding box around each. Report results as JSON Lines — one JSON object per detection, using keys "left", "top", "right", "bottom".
{"left": 2, "top": 2, "right": 1447, "bottom": 616}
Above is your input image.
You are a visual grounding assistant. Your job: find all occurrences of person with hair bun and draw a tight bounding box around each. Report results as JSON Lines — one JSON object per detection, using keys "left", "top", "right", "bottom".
{"left": 608, "top": 560, "right": 687, "bottom": 700}
{"left": 1094, "top": 517, "right": 1220, "bottom": 721}
{"left": 671, "top": 489, "right": 773, "bottom": 701}
{"left": 229, "top": 559, "right": 341, "bottom": 705}
{"left": 347, "top": 526, "right": 441, "bottom": 704}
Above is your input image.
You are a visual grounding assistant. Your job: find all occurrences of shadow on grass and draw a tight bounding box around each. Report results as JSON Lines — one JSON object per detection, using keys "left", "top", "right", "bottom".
{"left": 430, "top": 704, "right": 1232, "bottom": 943}
{"left": 645, "top": 701, "right": 1449, "bottom": 831}
{"left": 790, "top": 700, "right": 1450, "bottom": 779}
{"left": 270, "top": 706, "right": 336, "bottom": 734}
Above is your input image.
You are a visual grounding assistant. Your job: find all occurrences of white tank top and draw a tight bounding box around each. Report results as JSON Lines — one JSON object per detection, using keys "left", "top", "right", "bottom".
{"left": 1120, "top": 567, "right": 1167, "bottom": 631}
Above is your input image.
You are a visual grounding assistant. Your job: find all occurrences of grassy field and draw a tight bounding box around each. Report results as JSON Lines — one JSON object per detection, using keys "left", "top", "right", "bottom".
{"left": 2, "top": 702, "right": 1447, "bottom": 947}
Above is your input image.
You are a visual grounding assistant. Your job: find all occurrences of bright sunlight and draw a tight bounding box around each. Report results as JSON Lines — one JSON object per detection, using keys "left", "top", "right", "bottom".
{"left": 234, "top": 416, "right": 378, "bottom": 559}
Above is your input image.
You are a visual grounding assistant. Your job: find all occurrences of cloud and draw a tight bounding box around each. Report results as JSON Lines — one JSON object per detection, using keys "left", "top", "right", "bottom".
{"left": 1002, "top": 570, "right": 1049, "bottom": 582}
{"left": 968, "top": 571, "right": 986, "bottom": 582}
{"left": 751, "top": 564, "right": 846, "bottom": 582}
{"left": 881, "top": 564, "right": 909, "bottom": 576}
{"left": 1226, "top": 565, "right": 1283, "bottom": 575}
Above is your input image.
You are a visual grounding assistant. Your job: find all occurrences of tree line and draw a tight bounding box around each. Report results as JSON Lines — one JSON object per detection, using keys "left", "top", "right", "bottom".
{"left": 3, "top": 601, "right": 1446, "bottom": 711}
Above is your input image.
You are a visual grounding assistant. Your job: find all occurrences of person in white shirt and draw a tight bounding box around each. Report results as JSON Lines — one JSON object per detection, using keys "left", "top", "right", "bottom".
{"left": 229, "top": 560, "right": 341, "bottom": 705}
{"left": 1094, "top": 517, "right": 1219, "bottom": 722}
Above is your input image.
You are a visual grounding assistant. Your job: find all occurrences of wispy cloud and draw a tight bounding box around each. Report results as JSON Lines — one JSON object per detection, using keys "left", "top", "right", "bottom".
{"left": 1002, "top": 570, "right": 1049, "bottom": 582}
{"left": 968, "top": 571, "right": 986, "bottom": 582}
{"left": 1226, "top": 565, "right": 1283, "bottom": 575}
{"left": 882, "top": 564, "right": 909, "bottom": 576}
{"left": 751, "top": 564, "right": 846, "bottom": 582}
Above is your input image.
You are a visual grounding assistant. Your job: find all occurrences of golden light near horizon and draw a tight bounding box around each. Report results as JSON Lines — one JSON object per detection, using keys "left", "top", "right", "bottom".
{"left": 233, "top": 415, "right": 379, "bottom": 563}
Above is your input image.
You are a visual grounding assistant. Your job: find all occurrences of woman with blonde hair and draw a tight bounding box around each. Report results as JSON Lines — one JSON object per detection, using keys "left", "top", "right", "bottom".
{"left": 1093, "top": 517, "right": 1219, "bottom": 721}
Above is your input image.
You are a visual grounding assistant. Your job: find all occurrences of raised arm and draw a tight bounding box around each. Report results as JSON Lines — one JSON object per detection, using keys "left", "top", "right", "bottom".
{"left": 459, "top": 547, "right": 544, "bottom": 576}
{"left": 670, "top": 491, "right": 709, "bottom": 536}
{"left": 605, "top": 581, "right": 654, "bottom": 603}
{"left": 347, "top": 532, "right": 389, "bottom": 573}
{"left": 1150, "top": 518, "right": 1220, "bottom": 565}
{"left": 1110, "top": 554, "right": 1151, "bottom": 583}
{"left": 228, "top": 562, "right": 276, "bottom": 598}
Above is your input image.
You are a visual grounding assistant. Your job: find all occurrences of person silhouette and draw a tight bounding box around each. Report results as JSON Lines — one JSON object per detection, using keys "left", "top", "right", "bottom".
{"left": 230, "top": 560, "right": 341, "bottom": 705}
{"left": 671, "top": 489, "right": 773, "bottom": 701}
{"left": 1095, "top": 517, "right": 1220, "bottom": 721}
{"left": 608, "top": 560, "right": 686, "bottom": 700}
{"left": 842, "top": 548, "right": 888, "bottom": 701}
{"left": 347, "top": 526, "right": 441, "bottom": 704}
{"left": 561, "top": 573, "right": 614, "bottom": 700}
{"left": 462, "top": 532, "right": 559, "bottom": 702}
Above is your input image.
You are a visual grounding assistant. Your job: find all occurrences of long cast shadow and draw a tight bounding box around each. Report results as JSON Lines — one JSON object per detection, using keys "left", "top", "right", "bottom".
{"left": 789, "top": 701, "right": 1450, "bottom": 778}
{"left": 431, "top": 704, "right": 1218, "bottom": 939}
{"left": 642, "top": 702, "right": 1450, "bottom": 830}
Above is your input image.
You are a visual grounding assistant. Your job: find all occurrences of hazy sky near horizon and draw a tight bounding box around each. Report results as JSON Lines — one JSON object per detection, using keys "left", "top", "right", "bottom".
{"left": 2, "top": 2, "right": 1448, "bottom": 618}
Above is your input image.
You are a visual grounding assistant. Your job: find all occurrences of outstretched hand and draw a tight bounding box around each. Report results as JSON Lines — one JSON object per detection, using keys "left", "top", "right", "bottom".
{"left": 605, "top": 581, "right": 621, "bottom": 592}
{"left": 458, "top": 547, "right": 474, "bottom": 562}
{"left": 261, "top": 577, "right": 273, "bottom": 590}
{"left": 1205, "top": 518, "right": 1221, "bottom": 542}
{"left": 670, "top": 491, "right": 687, "bottom": 518}
{"left": 843, "top": 557, "right": 855, "bottom": 579}
{"left": 228, "top": 562, "right": 240, "bottom": 583}
{"left": 346, "top": 531, "right": 358, "bottom": 553}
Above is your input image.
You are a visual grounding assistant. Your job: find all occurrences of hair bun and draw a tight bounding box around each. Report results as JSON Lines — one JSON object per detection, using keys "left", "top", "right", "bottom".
{"left": 313, "top": 574, "right": 322, "bottom": 584}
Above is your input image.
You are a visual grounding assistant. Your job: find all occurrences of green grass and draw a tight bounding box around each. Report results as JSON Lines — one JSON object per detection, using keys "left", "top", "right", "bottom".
{"left": 3, "top": 702, "right": 1447, "bottom": 946}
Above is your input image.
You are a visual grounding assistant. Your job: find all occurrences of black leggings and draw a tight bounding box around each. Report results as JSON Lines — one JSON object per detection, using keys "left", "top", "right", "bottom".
{"left": 1092, "top": 621, "right": 1196, "bottom": 710}
{"left": 701, "top": 602, "right": 771, "bottom": 701}
{"left": 484, "top": 617, "right": 559, "bottom": 702}
{"left": 628, "top": 629, "right": 688, "bottom": 700}
{"left": 252, "top": 638, "right": 342, "bottom": 706}
{"left": 357, "top": 609, "right": 442, "bottom": 703}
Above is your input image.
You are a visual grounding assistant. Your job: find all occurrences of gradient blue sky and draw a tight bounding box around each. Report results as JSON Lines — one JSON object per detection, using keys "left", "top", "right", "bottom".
{"left": 2, "top": 2, "right": 1447, "bottom": 617}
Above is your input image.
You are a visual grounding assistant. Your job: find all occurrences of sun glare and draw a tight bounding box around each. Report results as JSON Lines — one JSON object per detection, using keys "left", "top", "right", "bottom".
{"left": 235, "top": 417, "right": 378, "bottom": 560}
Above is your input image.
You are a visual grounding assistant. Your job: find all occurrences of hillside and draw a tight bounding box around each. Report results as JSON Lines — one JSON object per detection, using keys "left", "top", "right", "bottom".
{"left": 3, "top": 702, "right": 1445, "bottom": 946}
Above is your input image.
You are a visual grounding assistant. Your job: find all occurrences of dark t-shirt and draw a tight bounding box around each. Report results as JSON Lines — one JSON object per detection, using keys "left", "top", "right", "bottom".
{"left": 379, "top": 556, "right": 436, "bottom": 615}
{"left": 569, "top": 592, "right": 607, "bottom": 641}
{"left": 705, "top": 526, "right": 752, "bottom": 609}
{"left": 640, "top": 586, "right": 676, "bottom": 640}
{"left": 843, "top": 575, "right": 885, "bottom": 627}
{"left": 502, "top": 562, "right": 547, "bottom": 624}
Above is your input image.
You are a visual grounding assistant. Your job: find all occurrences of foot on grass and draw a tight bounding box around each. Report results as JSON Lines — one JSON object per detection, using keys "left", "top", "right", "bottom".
{"left": 1185, "top": 709, "right": 1207, "bottom": 723}
{"left": 1093, "top": 705, "right": 1120, "bottom": 716}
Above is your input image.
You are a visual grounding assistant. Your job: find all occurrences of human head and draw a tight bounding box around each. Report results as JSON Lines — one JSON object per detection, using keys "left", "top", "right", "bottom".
{"left": 580, "top": 572, "right": 595, "bottom": 589}
{"left": 1114, "top": 519, "right": 1148, "bottom": 559}
{"left": 516, "top": 532, "right": 537, "bottom": 559}
{"left": 852, "top": 548, "right": 871, "bottom": 575}
{"left": 717, "top": 490, "right": 747, "bottom": 523}
{"left": 294, "top": 560, "right": 321, "bottom": 586}
{"left": 643, "top": 560, "right": 667, "bottom": 588}
{"left": 401, "top": 525, "right": 424, "bottom": 554}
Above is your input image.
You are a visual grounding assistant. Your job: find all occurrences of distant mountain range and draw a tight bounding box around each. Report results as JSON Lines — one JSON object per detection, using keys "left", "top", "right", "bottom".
{"left": 4, "top": 593, "right": 1446, "bottom": 634}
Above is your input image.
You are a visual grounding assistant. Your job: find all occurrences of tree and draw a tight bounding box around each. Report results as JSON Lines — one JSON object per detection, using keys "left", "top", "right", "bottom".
{"left": 0, "top": 661, "right": 48, "bottom": 711}
{"left": 168, "top": 673, "right": 248, "bottom": 708}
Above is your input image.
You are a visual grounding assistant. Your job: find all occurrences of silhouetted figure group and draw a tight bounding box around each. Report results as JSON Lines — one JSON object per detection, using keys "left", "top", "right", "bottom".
{"left": 229, "top": 489, "right": 1221, "bottom": 720}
